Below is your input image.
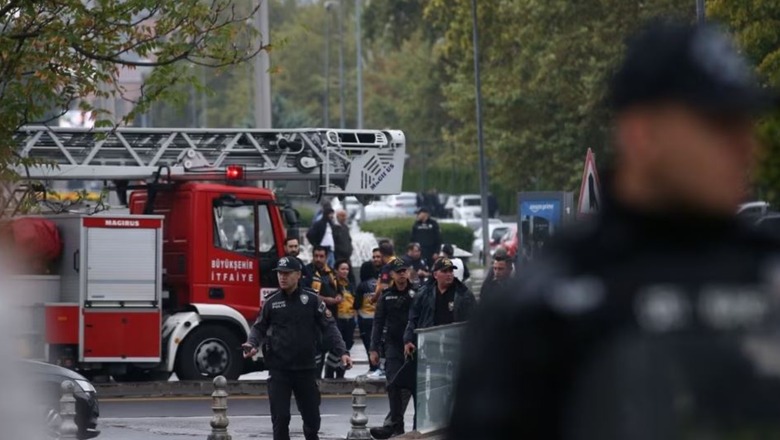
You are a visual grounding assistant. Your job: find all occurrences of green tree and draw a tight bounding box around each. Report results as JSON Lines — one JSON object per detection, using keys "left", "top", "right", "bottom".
{"left": 0, "top": 0, "right": 267, "bottom": 188}
{"left": 424, "top": 0, "right": 693, "bottom": 193}
{"left": 709, "top": 1, "right": 780, "bottom": 204}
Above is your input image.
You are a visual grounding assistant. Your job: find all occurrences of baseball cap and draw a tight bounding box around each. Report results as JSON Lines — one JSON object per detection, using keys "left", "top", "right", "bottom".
{"left": 433, "top": 257, "right": 455, "bottom": 272}
{"left": 391, "top": 258, "right": 410, "bottom": 272}
{"left": 608, "top": 21, "right": 776, "bottom": 116}
{"left": 273, "top": 256, "right": 302, "bottom": 272}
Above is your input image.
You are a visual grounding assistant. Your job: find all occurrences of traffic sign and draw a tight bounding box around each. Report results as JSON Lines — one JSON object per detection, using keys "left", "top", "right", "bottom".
{"left": 577, "top": 148, "right": 601, "bottom": 217}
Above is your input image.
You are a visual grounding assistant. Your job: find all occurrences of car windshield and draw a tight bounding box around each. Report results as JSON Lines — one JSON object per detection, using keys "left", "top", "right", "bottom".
{"left": 492, "top": 227, "right": 508, "bottom": 240}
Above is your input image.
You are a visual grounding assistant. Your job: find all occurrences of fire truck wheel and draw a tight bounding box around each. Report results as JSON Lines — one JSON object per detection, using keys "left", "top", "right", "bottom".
{"left": 175, "top": 325, "right": 243, "bottom": 380}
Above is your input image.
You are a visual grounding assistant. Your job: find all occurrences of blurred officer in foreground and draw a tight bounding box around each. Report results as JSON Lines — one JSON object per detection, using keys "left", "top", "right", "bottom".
{"left": 449, "top": 21, "right": 780, "bottom": 440}
{"left": 243, "top": 257, "right": 352, "bottom": 440}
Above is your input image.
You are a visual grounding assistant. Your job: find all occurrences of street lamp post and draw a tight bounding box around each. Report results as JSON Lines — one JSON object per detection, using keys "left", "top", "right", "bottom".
{"left": 338, "top": 0, "right": 346, "bottom": 128}
{"left": 471, "top": 0, "right": 491, "bottom": 265}
{"left": 253, "top": 0, "right": 271, "bottom": 129}
{"left": 324, "top": 1, "right": 337, "bottom": 128}
{"left": 696, "top": 0, "right": 705, "bottom": 24}
{"left": 355, "top": 0, "right": 363, "bottom": 129}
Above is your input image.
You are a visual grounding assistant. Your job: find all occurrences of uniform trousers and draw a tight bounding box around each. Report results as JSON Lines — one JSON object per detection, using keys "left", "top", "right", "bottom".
{"left": 268, "top": 368, "right": 321, "bottom": 440}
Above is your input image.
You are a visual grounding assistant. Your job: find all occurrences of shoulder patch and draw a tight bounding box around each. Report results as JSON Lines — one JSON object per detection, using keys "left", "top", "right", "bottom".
{"left": 318, "top": 301, "right": 327, "bottom": 313}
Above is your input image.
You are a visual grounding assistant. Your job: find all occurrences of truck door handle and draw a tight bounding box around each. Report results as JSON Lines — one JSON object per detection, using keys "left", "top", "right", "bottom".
{"left": 73, "top": 250, "right": 80, "bottom": 272}
{"left": 209, "top": 288, "right": 225, "bottom": 299}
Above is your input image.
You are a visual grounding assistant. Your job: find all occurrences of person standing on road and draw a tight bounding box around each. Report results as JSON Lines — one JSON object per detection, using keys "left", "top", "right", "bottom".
{"left": 283, "top": 236, "right": 311, "bottom": 285}
{"left": 243, "top": 256, "right": 353, "bottom": 440}
{"left": 373, "top": 241, "right": 399, "bottom": 299}
{"left": 411, "top": 208, "right": 442, "bottom": 265}
{"left": 307, "top": 206, "right": 337, "bottom": 268}
{"left": 369, "top": 258, "right": 417, "bottom": 439}
{"left": 333, "top": 210, "right": 354, "bottom": 263}
{"left": 449, "top": 21, "right": 780, "bottom": 440}
{"left": 334, "top": 259, "right": 356, "bottom": 379}
{"left": 440, "top": 243, "right": 470, "bottom": 282}
{"left": 354, "top": 276, "right": 379, "bottom": 373}
{"left": 360, "top": 247, "right": 384, "bottom": 282}
{"left": 402, "top": 242, "right": 431, "bottom": 288}
{"left": 404, "top": 257, "right": 476, "bottom": 356}
{"left": 305, "top": 246, "right": 339, "bottom": 377}
{"left": 479, "top": 255, "right": 513, "bottom": 303}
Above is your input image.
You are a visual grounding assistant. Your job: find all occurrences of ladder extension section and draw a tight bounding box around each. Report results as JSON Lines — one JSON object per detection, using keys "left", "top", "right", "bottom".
{"left": 13, "top": 126, "right": 406, "bottom": 195}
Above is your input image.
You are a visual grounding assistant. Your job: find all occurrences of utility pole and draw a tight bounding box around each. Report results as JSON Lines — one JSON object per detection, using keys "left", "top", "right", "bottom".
{"left": 355, "top": 0, "right": 363, "bottom": 129}
{"left": 696, "top": 0, "right": 705, "bottom": 24}
{"left": 324, "top": 1, "right": 336, "bottom": 127}
{"left": 471, "top": 0, "right": 490, "bottom": 266}
{"left": 253, "top": 0, "right": 272, "bottom": 129}
{"left": 338, "top": 0, "right": 346, "bottom": 128}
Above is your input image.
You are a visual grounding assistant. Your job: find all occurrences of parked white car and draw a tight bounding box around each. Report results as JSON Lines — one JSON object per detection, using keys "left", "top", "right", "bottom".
{"left": 355, "top": 201, "right": 405, "bottom": 222}
{"left": 452, "top": 194, "right": 482, "bottom": 219}
{"left": 382, "top": 192, "right": 419, "bottom": 216}
{"left": 471, "top": 223, "right": 510, "bottom": 261}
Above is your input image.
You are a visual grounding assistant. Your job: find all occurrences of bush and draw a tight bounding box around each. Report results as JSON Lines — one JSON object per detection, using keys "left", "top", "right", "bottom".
{"left": 296, "top": 206, "right": 315, "bottom": 227}
{"left": 439, "top": 223, "right": 477, "bottom": 252}
{"left": 360, "top": 218, "right": 474, "bottom": 253}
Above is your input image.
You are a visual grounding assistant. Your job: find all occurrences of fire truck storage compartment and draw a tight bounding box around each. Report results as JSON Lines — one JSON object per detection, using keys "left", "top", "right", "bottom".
{"left": 49, "top": 215, "right": 164, "bottom": 304}
{"left": 47, "top": 215, "right": 164, "bottom": 362}
{"left": 85, "top": 225, "right": 158, "bottom": 302}
{"left": 83, "top": 309, "right": 161, "bottom": 360}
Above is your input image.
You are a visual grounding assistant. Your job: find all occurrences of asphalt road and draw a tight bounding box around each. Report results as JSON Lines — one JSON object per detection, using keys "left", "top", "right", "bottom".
{"left": 99, "top": 395, "right": 412, "bottom": 439}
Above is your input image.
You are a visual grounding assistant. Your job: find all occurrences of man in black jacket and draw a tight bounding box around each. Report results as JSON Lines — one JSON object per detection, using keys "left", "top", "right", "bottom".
{"left": 410, "top": 208, "right": 442, "bottom": 265}
{"left": 449, "top": 22, "right": 780, "bottom": 440}
{"left": 243, "top": 257, "right": 352, "bottom": 440}
{"left": 370, "top": 258, "right": 417, "bottom": 439}
{"left": 359, "top": 247, "right": 383, "bottom": 282}
{"left": 403, "top": 257, "right": 476, "bottom": 357}
{"left": 479, "top": 255, "right": 513, "bottom": 303}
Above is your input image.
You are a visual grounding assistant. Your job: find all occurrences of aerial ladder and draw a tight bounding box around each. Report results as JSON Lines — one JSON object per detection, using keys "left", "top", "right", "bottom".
{"left": 5, "top": 125, "right": 406, "bottom": 211}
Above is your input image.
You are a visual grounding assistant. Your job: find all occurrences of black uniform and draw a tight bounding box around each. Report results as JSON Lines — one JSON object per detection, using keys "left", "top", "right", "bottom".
{"left": 411, "top": 218, "right": 442, "bottom": 264}
{"left": 448, "top": 194, "right": 780, "bottom": 440}
{"left": 248, "top": 286, "right": 346, "bottom": 440}
{"left": 371, "top": 282, "right": 416, "bottom": 430}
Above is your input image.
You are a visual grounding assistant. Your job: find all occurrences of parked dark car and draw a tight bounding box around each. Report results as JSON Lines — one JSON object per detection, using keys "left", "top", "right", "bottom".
{"left": 22, "top": 360, "right": 100, "bottom": 439}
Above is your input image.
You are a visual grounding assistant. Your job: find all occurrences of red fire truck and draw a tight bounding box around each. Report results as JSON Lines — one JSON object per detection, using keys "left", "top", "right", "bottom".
{"left": 5, "top": 126, "right": 405, "bottom": 381}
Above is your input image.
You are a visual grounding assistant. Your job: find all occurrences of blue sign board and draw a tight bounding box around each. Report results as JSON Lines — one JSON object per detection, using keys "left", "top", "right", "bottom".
{"left": 519, "top": 200, "right": 562, "bottom": 227}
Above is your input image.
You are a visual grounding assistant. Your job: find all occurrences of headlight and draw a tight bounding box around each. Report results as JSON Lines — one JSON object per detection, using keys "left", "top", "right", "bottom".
{"left": 75, "top": 379, "right": 96, "bottom": 393}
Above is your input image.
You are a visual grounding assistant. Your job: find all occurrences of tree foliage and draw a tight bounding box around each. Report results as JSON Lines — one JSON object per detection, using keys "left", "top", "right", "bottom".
{"left": 0, "top": 0, "right": 266, "bottom": 183}
{"left": 709, "top": 1, "right": 780, "bottom": 204}
{"left": 424, "top": 0, "right": 694, "bottom": 193}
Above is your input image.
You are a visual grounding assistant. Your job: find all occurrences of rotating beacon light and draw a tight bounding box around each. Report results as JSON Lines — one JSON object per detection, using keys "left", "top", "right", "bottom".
{"left": 225, "top": 165, "right": 245, "bottom": 181}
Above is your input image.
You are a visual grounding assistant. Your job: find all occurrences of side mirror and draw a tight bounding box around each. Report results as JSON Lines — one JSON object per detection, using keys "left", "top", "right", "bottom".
{"left": 283, "top": 207, "right": 299, "bottom": 226}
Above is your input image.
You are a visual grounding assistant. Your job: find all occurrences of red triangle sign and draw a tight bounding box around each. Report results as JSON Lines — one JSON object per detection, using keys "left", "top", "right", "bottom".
{"left": 577, "top": 148, "right": 601, "bottom": 217}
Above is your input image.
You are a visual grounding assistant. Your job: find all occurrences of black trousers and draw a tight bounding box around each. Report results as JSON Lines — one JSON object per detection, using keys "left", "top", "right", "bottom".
{"left": 268, "top": 369, "right": 321, "bottom": 440}
{"left": 357, "top": 316, "right": 378, "bottom": 371}
{"left": 386, "top": 357, "right": 416, "bottom": 429}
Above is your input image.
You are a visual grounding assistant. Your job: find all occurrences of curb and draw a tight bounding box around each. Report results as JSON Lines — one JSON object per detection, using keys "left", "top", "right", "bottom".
{"left": 95, "top": 378, "right": 387, "bottom": 398}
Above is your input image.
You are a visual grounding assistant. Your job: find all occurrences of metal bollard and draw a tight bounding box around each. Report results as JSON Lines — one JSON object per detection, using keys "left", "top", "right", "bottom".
{"left": 208, "top": 376, "right": 232, "bottom": 440}
{"left": 58, "top": 380, "right": 79, "bottom": 439}
{"left": 346, "top": 375, "right": 371, "bottom": 439}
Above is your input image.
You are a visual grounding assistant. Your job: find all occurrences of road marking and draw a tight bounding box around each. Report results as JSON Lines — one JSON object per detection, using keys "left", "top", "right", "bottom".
{"left": 100, "top": 394, "right": 386, "bottom": 403}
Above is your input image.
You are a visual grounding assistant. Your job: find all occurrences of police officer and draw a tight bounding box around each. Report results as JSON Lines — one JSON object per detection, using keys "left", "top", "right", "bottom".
{"left": 243, "top": 256, "right": 353, "bottom": 440}
{"left": 449, "top": 21, "right": 780, "bottom": 440}
{"left": 369, "top": 258, "right": 416, "bottom": 439}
